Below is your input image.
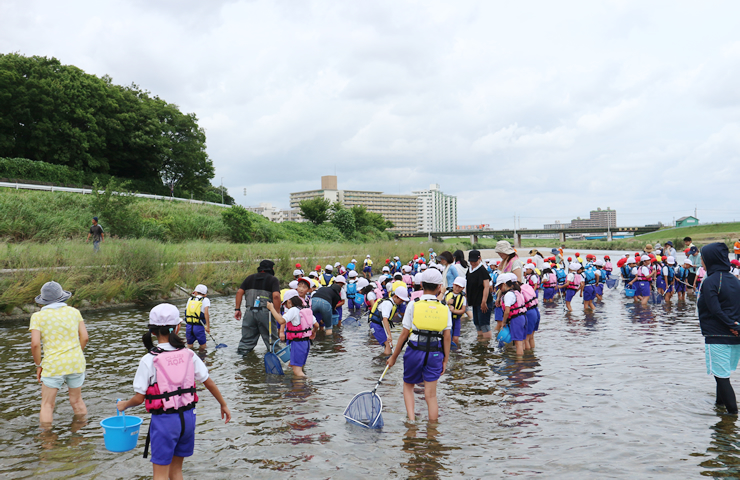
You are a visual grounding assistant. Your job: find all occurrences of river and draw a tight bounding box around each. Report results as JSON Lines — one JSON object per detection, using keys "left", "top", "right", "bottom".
{"left": 1, "top": 255, "right": 738, "bottom": 478}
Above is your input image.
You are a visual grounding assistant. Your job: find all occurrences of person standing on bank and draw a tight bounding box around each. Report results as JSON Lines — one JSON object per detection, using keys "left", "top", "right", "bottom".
{"left": 234, "top": 260, "right": 282, "bottom": 355}
{"left": 698, "top": 242, "right": 740, "bottom": 415}
{"left": 466, "top": 250, "right": 493, "bottom": 339}
{"left": 86, "top": 217, "right": 104, "bottom": 253}
{"left": 29, "top": 281, "right": 88, "bottom": 426}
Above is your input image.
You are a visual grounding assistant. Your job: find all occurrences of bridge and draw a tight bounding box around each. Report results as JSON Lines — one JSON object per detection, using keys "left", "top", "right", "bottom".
{"left": 397, "top": 226, "right": 661, "bottom": 247}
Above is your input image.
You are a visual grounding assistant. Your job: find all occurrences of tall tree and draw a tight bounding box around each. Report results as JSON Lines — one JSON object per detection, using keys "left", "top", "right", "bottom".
{"left": 298, "top": 197, "right": 332, "bottom": 225}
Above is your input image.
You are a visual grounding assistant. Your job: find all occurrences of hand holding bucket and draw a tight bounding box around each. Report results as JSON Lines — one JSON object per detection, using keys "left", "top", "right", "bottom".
{"left": 101, "top": 399, "right": 143, "bottom": 452}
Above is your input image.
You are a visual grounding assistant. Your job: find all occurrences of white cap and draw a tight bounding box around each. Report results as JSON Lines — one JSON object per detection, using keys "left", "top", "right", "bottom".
{"left": 627, "top": 257, "right": 637, "bottom": 263}
{"left": 421, "top": 268, "right": 444, "bottom": 285}
{"left": 194, "top": 284, "right": 207, "bottom": 295}
{"left": 420, "top": 264, "right": 428, "bottom": 271}
{"left": 394, "top": 256, "right": 400, "bottom": 260}
{"left": 523, "top": 263, "right": 534, "bottom": 271}
{"left": 348, "top": 270, "right": 358, "bottom": 278}
{"left": 149, "top": 303, "right": 183, "bottom": 326}
{"left": 357, "top": 278, "right": 370, "bottom": 289}
{"left": 506, "top": 273, "right": 520, "bottom": 283}
{"left": 382, "top": 266, "right": 390, "bottom": 272}
{"left": 308, "top": 271, "right": 318, "bottom": 278}
{"left": 640, "top": 255, "right": 650, "bottom": 262}
{"left": 394, "top": 272, "right": 403, "bottom": 279}
{"left": 393, "top": 286, "right": 410, "bottom": 302}
{"left": 667, "top": 256, "right": 676, "bottom": 265}
{"left": 377, "top": 274, "right": 387, "bottom": 283}
{"left": 351, "top": 259, "right": 357, "bottom": 263}
{"left": 334, "top": 275, "right": 346, "bottom": 284}
{"left": 293, "top": 269, "right": 303, "bottom": 276}
{"left": 569, "top": 262, "right": 581, "bottom": 271}
{"left": 325, "top": 265, "right": 333, "bottom": 271}
{"left": 335, "top": 262, "right": 341, "bottom": 267}
{"left": 413, "top": 273, "right": 423, "bottom": 284}
{"left": 297, "top": 277, "right": 312, "bottom": 286}
{"left": 282, "top": 289, "right": 299, "bottom": 304}
{"left": 683, "top": 258, "right": 692, "bottom": 265}
{"left": 402, "top": 265, "right": 410, "bottom": 273}
{"left": 495, "top": 275, "right": 508, "bottom": 286}
{"left": 453, "top": 277, "right": 467, "bottom": 288}
{"left": 485, "top": 259, "right": 491, "bottom": 263}
{"left": 288, "top": 280, "right": 298, "bottom": 289}
{"left": 595, "top": 259, "right": 605, "bottom": 267}
{"left": 366, "top": 254, "right": 371, "bottom": 258}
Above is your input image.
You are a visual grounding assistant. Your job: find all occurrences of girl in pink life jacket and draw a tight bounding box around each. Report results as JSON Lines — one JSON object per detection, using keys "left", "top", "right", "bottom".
{"left": 117, "top": 304, "right": 230, "bottom": 480}
{"left": 267, "top": 291, "right": 318, "bottom": 377}
{"left": 500, "top": 273, "right": 528, "bottom": 357}
{"left": 541, "top": 266, "right": 557, "bottom": 301}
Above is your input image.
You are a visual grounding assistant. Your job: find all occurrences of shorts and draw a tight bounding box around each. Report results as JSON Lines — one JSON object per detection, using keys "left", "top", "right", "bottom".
{"left": 370, "top": 323, "right": 388, "bottom": 346}
{"left": 348, "top": 297, "right": 363, "bottom": 311}
{"left": 675, "top": 282, "right": 686, "bottom": 293}
{"left": 565, "top": 289, "right": 578, "bottom": 303}
{"left": 494, "top": 306, "right": 504, "bottom": 322}
{"left": 543, "top": 287, "right": 555, "bottom": 300}
{"left": 706, "top": 344, "right": 740, "bottom": 378}
{"left": 596, "top": 284, "right": 604, "bottom": 296}
{"left": 583, "top": 285, "right": 596, "bottom": 301}
{"left": 288, "top": 339, "right": 310, "bottom": 367}
{"left": 472, "top": 301, "right": 493, "bottom": 333}
{"left": 509, "top": 314, "right": 527, "bottom": 341}
{"left": 186, "top": 323, "right": 207, "bottom": 345}
{"left": 525, "top": 308, "right": 540, "bottom": 335}
{"left": 451, "top": 316, "right": 461, "bottom": 337}
{"left": 363, "top": 266, "right": 372, "bottom": 273}
{"left": 41, "top": 371, "right": 85, "bottom": 389}
{"left": 403, "top": 344, "right": 444, "bottom": 384}
{"left": 149, "top": 409, "right": 196, "bottom": 465}
{"left": 656, "top": 278, "right": 666, "bottom": 290}
{"left": 635, "top": 281, "right": 650, "bottom": 297}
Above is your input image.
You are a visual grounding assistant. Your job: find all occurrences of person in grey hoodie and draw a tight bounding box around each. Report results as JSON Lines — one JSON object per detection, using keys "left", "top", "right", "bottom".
{"left": 698, "top": 242, "right": 740, "bottom": 414}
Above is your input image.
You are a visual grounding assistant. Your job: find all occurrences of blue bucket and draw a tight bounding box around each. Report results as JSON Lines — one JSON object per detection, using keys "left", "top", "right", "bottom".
{"left": 276, "top": 342, "right": 291, "bottom": 363}
{"left": 624, "top": 287, "right": 636, "bottom": 298}
{"left": 497, "top": 326, "right": 512, "bottom": 344}
{"left": 100, "top": 406, "right": 143, "bottom": 453}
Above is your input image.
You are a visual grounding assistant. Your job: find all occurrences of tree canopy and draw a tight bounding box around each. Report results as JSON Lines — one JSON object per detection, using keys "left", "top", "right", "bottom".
{"left": 0, "top": 53, "right": 214, "bottom": 195}
{"left": 298, "top": 197, "right": 332, "bottom": 225}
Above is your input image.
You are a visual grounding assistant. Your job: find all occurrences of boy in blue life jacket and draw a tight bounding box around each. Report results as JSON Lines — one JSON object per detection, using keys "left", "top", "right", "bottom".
{"left": 387, "top": 268, "right": 451, "bottom": 422}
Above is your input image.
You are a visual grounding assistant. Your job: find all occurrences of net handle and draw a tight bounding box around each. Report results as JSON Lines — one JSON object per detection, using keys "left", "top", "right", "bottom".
{"left": 371, "top": 365, "right": 390, "bottom": 395}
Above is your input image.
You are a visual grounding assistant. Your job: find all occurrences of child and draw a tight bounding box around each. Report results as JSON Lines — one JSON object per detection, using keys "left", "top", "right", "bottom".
{"left": 593, "top": 260, "right": 605, "bottom": 301}
{"left": 346, "top": 271, "right": 363, "bottom": 315}
{"left": 386, "top": 268, "right": 451, "bottom": 422}
{"left": 500, "top": 273, "right": 527, "bottom": 356}
{"left": 444, "top": 277, "right": 467, "bottom": 347}
{"left": 655, "top": 256, "right": 666, "bottom": 296}
{"left": 541, "top": 266, "right": 557, "bottom": 301}
{"left": 117, "top": 304, "right": 230, "bottom": 479}
{"left": 520, "top": 275, "right": 540, "bottom": 350}
{"left": 663, "top": 257, "right": 676, "bottom": 302}
{"left": 493, "top": 275, "right": 506, "bottom": 334}
{"left": 369, "top": 286, "right": 409, "bottom": 355}
{"left": 267, "top": 291, "right": 318, "bottom": 377}
{"left": 523, "top": 263, "right": 540, "bottom": 294}
{"left": 675, "top": 259, "right": 691, "bottom": 301}
{"left": 564, "top": 263, "right": 582, "bottom": 312}
{"left": 295, "top": 277, "right": 312, "bottom": 305}
{"left": 580, "top": 264, "right": 597, "bottom": 310}
{"left": 184, "top": 284, "right": 210, "bottom": 352}
{"left": 603, "top": 256, "right": 612, "bottom": 278}
{"left": 627, "top": 255, "right": 654, "bottom": 306}
{"left": 363, "top": 255, "right": 373, "bottom": 280}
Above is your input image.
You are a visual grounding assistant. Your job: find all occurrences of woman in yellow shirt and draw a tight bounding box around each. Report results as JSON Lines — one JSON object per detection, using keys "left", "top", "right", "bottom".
{"left": 29, "top": 281, "right": 88, "bottom": 426}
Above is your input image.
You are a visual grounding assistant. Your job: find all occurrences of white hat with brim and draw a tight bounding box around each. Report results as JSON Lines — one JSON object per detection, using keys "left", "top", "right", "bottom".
{"left": 194, "top": 284, "right": 207, "bottom": 295}
{"left": 325, "top": 265, "right": 333, "bottom": 271}
{"left": 293, "top": 269, "right": 303, "bottom": 276}
{"left": 334, "top": 275, "right": 346, "bottom": 284}
{"left": 569, "top": 262, "right": 581, "bottom": 271}
{"left": 494, "top": 240, "right": 516, "bottom": 255}
{"left": 393, "top": 286, "right": 410, "bottom": 302}
{"left": 495, "top": 275, "right": 507, "bottom": 286}
{"left": 348, "top": 271, "right": 358, "bottom": 278}
{"left": 413, "top": 273, "right": 423, "bottom": 284}
{"left": 420, "top": 264, "right": 428, "bottom": 271}
{"left": 453, "top": 277, "right": 467, "bottom": 288}
{"left": 683, "top": 259, "right": 692, "bottom": 265}
{"left": 421, "top": 268, "right": 444, "bottom": 285}
{"left": 149, "top": 303, "right": 184, "bottom": 326}
{"left": 357, "top": 278, "right": 370, "bottom": 289}
{"left": 289, "top": 280, "right": 299, "bottom": 289}
{"left": 640, "top": 255, "right": 650, "bottom": 262}
{"left": 282, "top": 289, "right": 299, "bottom": 304}
{"left": 667, "top": 256, "right": 676, "bottom": 265}
{"left": 35, "top": 281, "right": 72, "bottom": 305}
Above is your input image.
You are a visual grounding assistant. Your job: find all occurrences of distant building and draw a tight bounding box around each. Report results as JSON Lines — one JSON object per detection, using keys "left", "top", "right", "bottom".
{"left": 289, "top": 176, "right": 419, "bottom": 232}
{"left": 245, "top": 203, "right": 300, "bottom": 223}
{"left": 544, "top": 221, "right": 567, "bottom": 230}
{"left": 413, "top": 184, "right": 458, "bottom": 233}
{"left": 457, "top": 224, "right": 490, "bottom": 231}
{"left": 675, "top": 216, "right": 699, "bottom": 228}
{"left": 569, "top": 207, "right": 617, "bottom": 229}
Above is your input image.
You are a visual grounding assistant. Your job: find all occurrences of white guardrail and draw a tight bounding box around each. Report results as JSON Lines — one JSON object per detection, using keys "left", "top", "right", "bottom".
{"left": 0, "top": 181, "right": 231, "bottom": 208}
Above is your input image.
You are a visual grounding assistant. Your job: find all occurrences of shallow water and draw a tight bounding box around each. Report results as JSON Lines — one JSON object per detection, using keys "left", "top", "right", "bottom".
{"left": 1, "top": 284, "right": 738, "bottom": 479}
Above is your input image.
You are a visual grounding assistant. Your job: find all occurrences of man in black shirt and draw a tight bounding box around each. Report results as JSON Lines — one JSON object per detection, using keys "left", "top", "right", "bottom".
{"left": 86, "top": 217, "right": 104, "bottom": 252}
{"left": 235, "top": 260, "right": 282, "bottom": 355}
{"left": 466, "top": 250, "right": 493, "bottom": 339}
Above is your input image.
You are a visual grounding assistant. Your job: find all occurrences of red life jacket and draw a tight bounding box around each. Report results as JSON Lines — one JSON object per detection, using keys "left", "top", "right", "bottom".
{"left": 567, "top": 273, "right": 582, "bottom": 290}
{"left": 637, "top": 266, "right": 652, "bottom": 281}
{"left": 145, "top": 348, "right": 198, "bottom": 414}
{"left": 509, "top": 290, "right": 527, "bottom": 318}
{"left": 285, "top": 306, "right": 314, "bottom": 341}
{"left": 543, "top": 273, "right": 557, "bottom": 288}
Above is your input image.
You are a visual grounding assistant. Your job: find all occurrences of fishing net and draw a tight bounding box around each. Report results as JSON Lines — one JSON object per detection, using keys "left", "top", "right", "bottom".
{"left": 606, "top": 278, "right": 617, "bottom": 289}
{"left": 344, "top": 391, "right": 384, "bottom": 429}
{"left": 649, "top": 290, "right": 663, "bottom": 305}
{"left": 264, "top": 352, "right": 284, "bottom": 375}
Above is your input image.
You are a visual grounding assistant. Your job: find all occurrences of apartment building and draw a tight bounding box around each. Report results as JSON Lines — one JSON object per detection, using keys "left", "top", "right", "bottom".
{"left": 413, "top": 184, "right": 458, "bottom": 233}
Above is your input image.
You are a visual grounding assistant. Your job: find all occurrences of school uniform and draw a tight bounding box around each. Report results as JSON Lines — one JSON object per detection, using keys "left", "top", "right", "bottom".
{"left": 503, "top": 291, "right": 527, "bottom": 341}
{"left": 401, "top": 294, "right": 452, "bottom": 384}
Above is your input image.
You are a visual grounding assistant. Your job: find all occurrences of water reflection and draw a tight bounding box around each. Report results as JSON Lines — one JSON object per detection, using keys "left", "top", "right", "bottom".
{"left": 701, "top": 416, "right": 740, "bottom": 478}
{"left": 401, "top": 422, "right": 456, "bottom": 479}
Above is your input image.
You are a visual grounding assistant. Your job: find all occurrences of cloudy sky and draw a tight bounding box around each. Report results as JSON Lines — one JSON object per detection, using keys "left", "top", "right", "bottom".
{"left": 2, "top": 1, "right": 739, "bottom": 228}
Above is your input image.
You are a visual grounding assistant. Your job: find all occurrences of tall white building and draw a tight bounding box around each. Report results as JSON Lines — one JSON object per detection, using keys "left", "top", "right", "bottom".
{"left": 413, "top": 184, "right": 457, "bottom": 233}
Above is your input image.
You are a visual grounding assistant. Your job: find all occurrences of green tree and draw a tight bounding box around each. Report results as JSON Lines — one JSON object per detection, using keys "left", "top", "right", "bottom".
{"left": 332, "top": 207, "right": 356, "bottom": 237}
{"left": 90, "top": 178, "right": 139, "bottom": 237}
{"left": 350, "top": 205, "right": 391, "bottom": 232}
{"left": 221, "top": 205, "right": 253, "bottom": 243}
{"left": 298, "top": 197, "right": 332, "bottom": 225}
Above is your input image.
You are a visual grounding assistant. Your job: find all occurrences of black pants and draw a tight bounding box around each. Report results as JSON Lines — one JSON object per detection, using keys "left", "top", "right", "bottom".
{"left": 715, "top": 376, "right": 738, "bottom": 414}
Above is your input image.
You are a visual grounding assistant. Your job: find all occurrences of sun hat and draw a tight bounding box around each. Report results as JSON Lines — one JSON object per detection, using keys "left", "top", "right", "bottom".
{"left": 297, "top": 277, "right": 312, "bottom": 286}
{"left": 334, "top": 275, "right": 346, "bottom": 284}
{"left": 551, "top": 248, "right": 558, "bottom": 254}
{"left": 288, "top": 280, "right": 298, "bottom": 289}
{"left": 293, "top": 269, "right": 303, "bottom": 276}
{"left": 35, "top": 281, "right": 72, "bottom": 305}
{"left": 393, "top": 286, "right": 410, "bottom": 302}
{"left": 640, "top": 255, "right": 650, "bottom": 262}
{"left": 667, "top": 256, "right": 676, "bottom": 265}
{"left": 604, "top": 255, "right": 611, "bottom": 260}
{"left": 644, "top": 244, "right": 653, "bottom": 253}
{"left": 421, "top": 268, "right": 444, "bottom": 285}
{"left": 282, "top": 290, "right": 299, "bottom": 304}
{"left": 315, "top": 265, "right": 321, "bottom": 271}
{"left": 567, "top": 257, "right": 572, "bottom": 261}
{"left": 348, "top": 270, "right": 358, "bottom": 278}
{"left": 666, "top": 241, "right": 673, "bottom": 246}
{"left": 494, "top": 240, "right": 516, "bottom": 255}
{"left": 194, "top": 284, "right": 207, "bottom": 295}
{"left": 413, "top": 273, "right": 423, "bottom": 284}
{"left": 357, "top": 278, "right": 370, "bottom": 289}
{"left": 149, "top": 303, "right": 183, "bottom": 326}
{"left": 485, "top": 259, "right": 491, "bottom": 264}
{"left": 526, "top": 259, "right": 532, "bottom": 264}
{"left": 453, "top": 277, "right": 467, "bottom": 288}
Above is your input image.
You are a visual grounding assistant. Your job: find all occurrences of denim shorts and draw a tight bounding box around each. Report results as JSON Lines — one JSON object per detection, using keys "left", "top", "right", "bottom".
{"left": 41, "top": 371, "right": 85, "bottom": 389}
{"left": 311, "top": 297, "right": 334, "bottom": 328}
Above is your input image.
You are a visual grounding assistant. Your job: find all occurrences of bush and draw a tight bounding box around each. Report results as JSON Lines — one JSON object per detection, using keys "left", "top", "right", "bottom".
{"left": 332, "top": 208, "right": 356, "bottom": 237}
{"left": 90, "top": 178, "right": 140, "bottom": 237}
{"left": 221, "top": 205, "right": 253, "bottom": 243}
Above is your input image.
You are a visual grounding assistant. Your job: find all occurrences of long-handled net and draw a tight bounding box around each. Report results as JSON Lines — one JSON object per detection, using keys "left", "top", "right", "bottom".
{"left": 264, "top": 311, "right": 284, "bottom": 375}
{"left": 343, "top": 365, "right": 389, "bottom": 429}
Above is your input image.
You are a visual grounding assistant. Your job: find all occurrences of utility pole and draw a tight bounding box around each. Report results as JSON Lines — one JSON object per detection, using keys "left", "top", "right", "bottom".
{"left": 221, "top": 177, "right": 224, "bottom": 204}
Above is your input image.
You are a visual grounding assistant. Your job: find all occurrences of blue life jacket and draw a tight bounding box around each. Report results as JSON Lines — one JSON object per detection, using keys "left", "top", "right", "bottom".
{"left": 491, "top": 270, "right": 499, "bottom": 284}
{"left": 677, "top": 266, "right": 688, "bottom": 281}
{"left": 621, "top": 265, "right": 632, "bottom": 280}
{"left": 556, "top": 269, "right": 567, "bottom": 285}
{"left": 584, "top": 268, "right": 597, "bottom": 285}
{"left": 664, "top": 266, "right": 675, "bottom": 282}
{"left": 596, "top": 269, "right": 606, "bottom": 284}
{"left": 347, "top": 281, "right": 357, "bottom": 298}
{"left": 322, "top": 273, "right": 333, "bottom": 285}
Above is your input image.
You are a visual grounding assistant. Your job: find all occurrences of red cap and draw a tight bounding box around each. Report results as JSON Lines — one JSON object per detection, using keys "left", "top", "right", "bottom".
{"left": 295, "top": 263, "right": 301, "bottom": 269}
{"left": 386, "top": 259, "right": 390, "bottom": 263}
{"left": 604, "top": 256, "right": 610, "bottom": 260}
{"left": 635, "top": 253, "right": 640, "bottom": 257}
{"left": 650, "top": 258, "right": 657, "bottom": 263}
{"left": 617, "top": 258, "right": 627, "bottom": 268}
{"left": 567, "top": 257, "right": 572, "bottom": 261}
{"left": 527, "top": 259, "right": 532, "bottom": 263}
{"left": 315, "top": 265, "right": 321, "bottom": 271}
{"left": 575, "top": 252, "right": 580, "bottom": 256}
{"left": 649, "top": 254, "right": 655, "bottom": 259}
{"left": 414, "top": 255, "right": 418, "bottom": 259}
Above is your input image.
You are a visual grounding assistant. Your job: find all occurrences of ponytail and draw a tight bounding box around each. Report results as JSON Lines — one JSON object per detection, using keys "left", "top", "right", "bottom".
{"left": 143, "top": 325, "right": 186, "bottom": 352}
{"left": 506, "top": 280, "right": 521, "bottom": 291}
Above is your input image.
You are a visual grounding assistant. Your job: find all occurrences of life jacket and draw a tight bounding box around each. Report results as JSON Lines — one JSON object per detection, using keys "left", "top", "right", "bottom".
{"left": 521, "top": 284, "right": 538, "bottom": 309}
{"left": 508, "top": 290, "right": 527, "bottom": 318}
{"left": 526, "top": 273, "right": 540, "bottom": 289}
{"left": 543, "top": 272, "right": 557, "bottom": 288}
{"left": 402, "top": 274, "right": 413, "bottom": 288}
{"left": 444, "top": 291, "right": 466, "bottom": 320}
{"left": 320, "top": 273, "right": 334, "bottom": 286}
{"left": 347, "top": 281, "right": 358, "bottom": 298}
{"left": 145, "top": 347, "right": 198, "bottom": 414}
{"left": 604, "top": 261, "right": 613, "bottom": 272}
{"left": 596, "top": 269, "right": 605, "bottom": 284}
{"left": 637, "top": 266, "right": 652, "bottom": 281}
{"left": 583, "top": 269, "right": 597, "bottom": 286}
{"left": 285, "top": 306, "right": 314, "bottom": 341}
{"left": 373, "top": 286, "right": 386, "bottom": 302}
{"left": 408, "top": 299, "right": 448, "bottom": 362}
{"left": 410, "top": 290, "right": 424, "bottom": 301}
{"left": 621, "top": 265, "right": 633, "bottom": 282}
{"left": 491, "top": 270, "right": 499, "bottom": 285}
{"left": 185, "top": 296, "right": 206, "bottom": 324}
{"left": 664, "top": 266, "right": 675, "bottom": 283}
{"left": 676, "top": 266, "right": 689, "bottom": 281}
{"left": 556, "top": 269, "right": 567, "bottom": 285}
{"left": 567, "top": 273, "right": 582, "bottom": 290}
{"left": 369, "top": 298, "right": 398, "bottom": 326}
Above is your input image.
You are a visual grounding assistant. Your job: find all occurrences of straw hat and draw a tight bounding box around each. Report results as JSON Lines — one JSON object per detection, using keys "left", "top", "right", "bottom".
{"left": 644, "top": 244, "right": 653, "bottom": 253}
{"left": 35, "top": 281, "right": 72, "bottom": 305}
{"left": 494, "top": 240, "right": 516, "bottom": 255}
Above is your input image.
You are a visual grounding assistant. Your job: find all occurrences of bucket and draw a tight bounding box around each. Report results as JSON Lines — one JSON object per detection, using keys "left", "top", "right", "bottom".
{"left": 276, "top": 344, "right": 291, "bottom": 363}
{"left": 100, "top": 404, "right": 143, "bottom": 453}
{"left": 606, "top": 278, "right": 617, "bottom": 289}
{"left": 497, "top": 326, "right": 512, "bottom": 344}
{"left": 624, "top": 287, "right": 636, "bottom": 298}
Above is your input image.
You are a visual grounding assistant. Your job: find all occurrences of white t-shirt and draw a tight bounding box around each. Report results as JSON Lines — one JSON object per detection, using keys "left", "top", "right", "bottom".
{"left": 133, "top": 343, "right": 209, "bottom": 395}
{"left": 527, "top": 275, "right": 540, "bottom": 285}
{"left": 566, "top": 273, "right": 576, "bottom": 282}
{"left": 284, "top": 306, "right": 317, "bottom": 327}
{"left": 503, "top": 291, "right": 517, "bottom": 307}
{"left": 401, "top": 294, "right": 452, "bottom": 343}
{"left": 377, "top": 299, "right": 395, "bottom": 319}
{"left": 366, "top": 291, "right": 377, "bottom": 302}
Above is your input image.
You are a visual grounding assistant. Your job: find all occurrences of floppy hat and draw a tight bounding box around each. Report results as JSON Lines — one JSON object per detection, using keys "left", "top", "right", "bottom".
{"left": 35, "top": 281, "right": 72, "bottom": 305}
{"left": 149, "top": 303, "right": 183, "bottom": 326}
{"left": 494, "top": 241, "right": 516, "bottom": 255}
{"left": 644, "top": 244, "right": 653, "bottom": 253}
{"left": 551, "top": 248, "right": 558, "bottom": 254}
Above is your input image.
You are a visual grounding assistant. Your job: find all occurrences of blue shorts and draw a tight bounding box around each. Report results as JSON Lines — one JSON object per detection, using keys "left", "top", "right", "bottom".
{"left": 706, "top": 344, "right": 740, "bottom": 378}
{"left": 565, "top": 289, "right": 578, "bottom": 303}
{"left": 348, "top": 297, "right": 363, "bottom": 311}
{"left": 288, "top": 339, "right": 310, "bottom": 367}
{"left": 543, "top": 287, "right": 555, "bottom": 300}
{"left": 675, "top": 282, "right": 686, "bottom": 293}
{"left": 452, "top": 316, "right": 461, "bottom": 337}
{"left": 583, "top": 285, "right": 596, "bottom": 301}
{"left": 41, "top": 371, "right": 85, "bottom": 389}
{"left": 403, "top": 344, "right": 444, "bottom": 384}
{"left": 370, "top": 323, "right": 388, "bottom": 346}
{"left": 656, "top": 278, "right": 666, "bottom": 290}
{"left": 525, "top": 308, "right": 540, "bottom": 335}
{"left": 186, "top": 323, "right": 206, "bottom": 345}
{"left": 509, "top": 314, "right": 527, "bottom": 341}
{"left": 494, "top": 306, "right": 504, "bottom": 322}
{"left": 635, "top": 281, "right": 650, "bottom": 297}
{"left": 149, "top": 409, "right": 196, "bottom": 465}
{"left": 363, "top": 266, "right": 372, "bottom": 273}
{"left": 596, "top": 284, "right": 604, "bottom": 296}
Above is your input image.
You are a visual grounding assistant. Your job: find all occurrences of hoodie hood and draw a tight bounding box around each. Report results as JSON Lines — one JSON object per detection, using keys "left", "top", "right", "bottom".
{"left": 701, "top": 242, "right": 731, "bottom": 276}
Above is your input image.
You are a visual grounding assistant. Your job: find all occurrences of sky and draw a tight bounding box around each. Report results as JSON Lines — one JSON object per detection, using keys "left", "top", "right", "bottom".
{"left": 2, "top": 0, "right": 739, "bottom": 229}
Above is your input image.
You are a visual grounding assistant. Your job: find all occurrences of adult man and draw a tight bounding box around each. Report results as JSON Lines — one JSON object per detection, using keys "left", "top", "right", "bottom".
{"left": 664, "top": 241, "right": 677, "bottom": 261}
{"left": 687, "top": 245, "right": 701, "bottom": 288}
{"left": 86, "top": 217, "right": 104, "bottom": 252}
{"left": 235, "top": 260, "right": 282, "bottom": 355}
{"left": 466, "top": 250, "right": 493, "bottom": 339}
